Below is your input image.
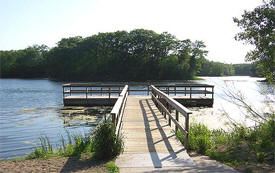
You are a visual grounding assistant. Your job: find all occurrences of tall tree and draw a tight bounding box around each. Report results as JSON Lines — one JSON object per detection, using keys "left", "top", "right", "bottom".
{"left": 233, "top": 0, "right": 275, "bottom": 82}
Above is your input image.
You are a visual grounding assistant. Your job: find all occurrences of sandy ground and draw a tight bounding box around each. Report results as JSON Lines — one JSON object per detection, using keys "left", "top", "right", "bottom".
{"left": 0, "top": 154, "right": 238, "bottom": 173}
{"left": 0, "top": 157, "right": 106, "bottom": 173}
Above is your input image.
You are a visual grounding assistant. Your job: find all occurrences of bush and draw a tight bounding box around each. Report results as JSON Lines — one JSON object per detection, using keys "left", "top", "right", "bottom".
{"left": 176, "top": 120, "right": 275, "bottom": 171}
{"left": 91, "top": 121, "right": 124, "bottom": 160}
{"left": 189, "top": 124, "right": 212, "bottom": 154}
{"left": 105, "top": 161, "right": 119, "bottom": 173}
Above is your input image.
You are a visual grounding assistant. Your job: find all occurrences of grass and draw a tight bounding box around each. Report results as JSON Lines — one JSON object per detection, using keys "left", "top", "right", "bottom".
{"left": 24, "top": 121, "right": 123, "bottom": 172}
{"left": 176, "top": 119, "right": 275, "bottom": 172}
{"left": 105, "top": 161, "right": 119, "bottom": 173}
{"left": 26, "top": 132, "right": 92, "bottom": 159}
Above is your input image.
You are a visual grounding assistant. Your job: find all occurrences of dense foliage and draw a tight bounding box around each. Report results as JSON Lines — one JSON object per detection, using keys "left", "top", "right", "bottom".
{"left": 233, "top": 63, "right": 259, "bottom": 76}
{"left": 1, "top": 29, "right": 208, "bottom": 80}
{"left": 0, "top": 29, "right": 261, "bottom": 80}
{"left": 198, "top": 58, "right": 235, "bottom": 76}
{"left": 234, "top": 0, "right": 275, "bottom": 82}
{"left": 0, "top": 45, "right": 48, "bottom": 78}
{"left": 177, "top": 120, "right": 275, "bottom": 172}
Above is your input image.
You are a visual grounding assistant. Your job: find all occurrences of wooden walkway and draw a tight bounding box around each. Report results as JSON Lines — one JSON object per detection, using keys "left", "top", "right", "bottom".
{"left": 115, "top": 96, "right": 194, "bottom": 168}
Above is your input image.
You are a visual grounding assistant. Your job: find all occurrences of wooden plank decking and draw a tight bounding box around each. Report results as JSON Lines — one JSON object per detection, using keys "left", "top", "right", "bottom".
{"left": 115, "top": 96, "right": 194, "bottom": 168}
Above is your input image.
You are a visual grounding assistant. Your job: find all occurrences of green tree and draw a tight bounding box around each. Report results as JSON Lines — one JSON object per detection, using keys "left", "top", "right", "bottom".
{"left": 233, "top": 0, "right": 275, "bottom": 82}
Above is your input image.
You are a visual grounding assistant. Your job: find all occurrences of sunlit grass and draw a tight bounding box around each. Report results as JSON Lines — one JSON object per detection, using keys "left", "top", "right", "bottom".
{"left": 176, "top": 120, "right": 275, "bottom": 172}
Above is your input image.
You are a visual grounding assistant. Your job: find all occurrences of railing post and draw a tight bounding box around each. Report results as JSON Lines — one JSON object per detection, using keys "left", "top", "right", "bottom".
{"left": 86, "top": 87, "right": 88, "bottom": 99}
{"left": 101, "top": 87, "right": 103, "bottom": 96}
{"left": 167, "top": 87, "right": 169, "bottom": 95}
{"left": 175, "top": 110, "right": 179, "bottom": 132}
{"left": 111, "top": 113, "right": 116, "bottom": 125}
{"left": 212, "top": 87, "right": 214, "bottom": 99}
{"left": 185, "top": 87, "right": 186, "bottom": 96}
{"left": 168, "top": 104, "right": 171, "bottom": 126}
{"left": 190, "top": 87, "right": 192, "bottom": 99}
{"left": 70, "top": 86, "right": 72, "bottom": 96}
{"left": 109, "top": 87, "right": 111, "bottom": 98}
{"left": 185, "top": 113, "right": 189, "bottom": 150}
{"left": 205, "top": 87, "right": 207, "bottom": 96}
{"left": 174, "top": 86, "right": 176, "bottom": 96}
{"left": 147, "top": 85, "right": 150, "bottom": 95}
{"left": 62, "top": 86, "right": 65, "bottom": 98}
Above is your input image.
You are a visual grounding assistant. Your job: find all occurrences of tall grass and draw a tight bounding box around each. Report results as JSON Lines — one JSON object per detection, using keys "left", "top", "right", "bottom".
{"left": 27, "top": 132, "right": 91, "bottom": 159}
{"left": 27, "top": 121, "right": 124, "bottom": 161}
{"left": 176, "top": 119, "right": 275, "bottom": 168}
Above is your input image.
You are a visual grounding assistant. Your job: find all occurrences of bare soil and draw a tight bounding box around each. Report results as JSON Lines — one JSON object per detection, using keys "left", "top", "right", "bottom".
{"left": 0, "top": 156, "right": 106, "bottom": 173}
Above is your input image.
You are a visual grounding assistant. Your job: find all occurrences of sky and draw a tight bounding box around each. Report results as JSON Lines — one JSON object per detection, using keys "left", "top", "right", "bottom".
{"left": 0, "top": 0, "right": 263, "bottom": 63}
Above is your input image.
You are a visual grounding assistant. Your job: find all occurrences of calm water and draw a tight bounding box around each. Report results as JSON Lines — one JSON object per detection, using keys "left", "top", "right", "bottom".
{"left": 0, "top": 77, "right": 274, "bottom": 160}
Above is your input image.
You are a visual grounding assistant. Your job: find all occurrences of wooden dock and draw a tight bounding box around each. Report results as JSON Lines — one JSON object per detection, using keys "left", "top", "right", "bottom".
{"left": 62, "top": 83, "right": 214, "bottom": 107}
{"left": 115, "top": 96, "right": 194, "bottom": 168}
{"left": 60, "top": 84, "right": 240, "bottom": 172}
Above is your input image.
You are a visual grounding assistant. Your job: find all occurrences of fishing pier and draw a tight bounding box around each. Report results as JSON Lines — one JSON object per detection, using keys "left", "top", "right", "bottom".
{"left": 62, "top": 83, "right": 214, "bottom": 170}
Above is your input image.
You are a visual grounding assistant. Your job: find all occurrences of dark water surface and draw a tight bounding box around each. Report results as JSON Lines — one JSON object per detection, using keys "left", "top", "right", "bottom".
{"left": 0, "top": 77, "right": 274, "bottom": 160}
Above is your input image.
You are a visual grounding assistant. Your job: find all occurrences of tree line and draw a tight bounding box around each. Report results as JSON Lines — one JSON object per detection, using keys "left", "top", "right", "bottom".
{"left": 1, "top": 29, "right": 207, "bottom": 81}
{"left": 0, "top": 29, "right": 262, "bottom": 81}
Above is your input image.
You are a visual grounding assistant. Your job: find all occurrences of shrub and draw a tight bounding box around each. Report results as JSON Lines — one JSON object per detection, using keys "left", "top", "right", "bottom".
{"left": 91, "top": 121, "right": 124, "bottom": 160}
{"left": 189, "top": 124, "right": 212, "bottom": 154}
{"left": 105, "top": 161, "right": 119, "bottom": 173}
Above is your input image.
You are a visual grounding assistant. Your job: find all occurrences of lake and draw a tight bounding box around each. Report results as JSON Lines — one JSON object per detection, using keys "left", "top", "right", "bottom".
{"left": 0, "top": 76, "right": 274, "bottom": 160}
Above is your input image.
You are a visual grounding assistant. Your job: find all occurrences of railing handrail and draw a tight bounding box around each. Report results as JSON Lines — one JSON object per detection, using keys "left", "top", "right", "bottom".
{"left": 156, "top": 84, "right": 214, "bottom": 87}
{"left": 63, "top": 83, "right": 124, "bottom": 87}
{"left": 62, "top": 83, "right": 214, "bottom": 99}
{"left": 151, "top": 85, "right": 191, "bottom": 149}
{"left": 151, "top": 85, "right": 192, "bottom": 115}
{"left": 110, "top": 85, "right": 128, "bottom": 136}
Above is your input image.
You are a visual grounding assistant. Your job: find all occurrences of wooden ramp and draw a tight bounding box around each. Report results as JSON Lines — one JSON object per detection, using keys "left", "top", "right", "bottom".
{"left": 116, "top": 96, "right": 194, "bottom": 169}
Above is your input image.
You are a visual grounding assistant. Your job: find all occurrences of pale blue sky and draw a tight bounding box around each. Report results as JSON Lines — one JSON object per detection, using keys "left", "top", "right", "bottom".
{"left": 0, "top": 0, "right": 263, "bottom": 63}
